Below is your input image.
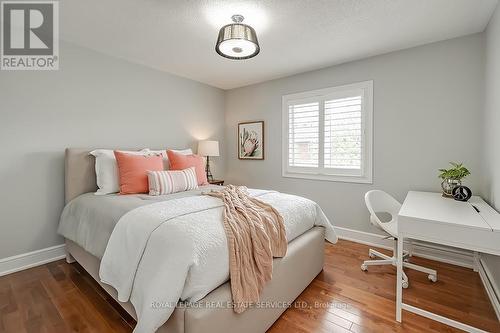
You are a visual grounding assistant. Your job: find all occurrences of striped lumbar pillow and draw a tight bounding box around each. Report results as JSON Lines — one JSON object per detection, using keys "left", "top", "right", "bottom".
{"left": 147, "top": 167, "right": 198, "bottom": 195}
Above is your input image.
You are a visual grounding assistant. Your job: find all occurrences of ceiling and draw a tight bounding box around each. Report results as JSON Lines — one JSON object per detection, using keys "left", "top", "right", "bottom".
{"left": 60, "top": 0, "right": 498, "bottom": 90}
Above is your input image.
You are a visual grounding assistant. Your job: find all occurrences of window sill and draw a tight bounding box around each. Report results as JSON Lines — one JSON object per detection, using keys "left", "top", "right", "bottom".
{"left": 282, "top": 171, "right": 373, "bottom": 184}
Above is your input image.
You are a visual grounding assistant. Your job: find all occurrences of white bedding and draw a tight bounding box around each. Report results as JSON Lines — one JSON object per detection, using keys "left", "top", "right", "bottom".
{"left": 58, "top": 186, "right": 222, "bottom": 258}
{"left": 99, "top": 189, "right": 337, "bottom": 333}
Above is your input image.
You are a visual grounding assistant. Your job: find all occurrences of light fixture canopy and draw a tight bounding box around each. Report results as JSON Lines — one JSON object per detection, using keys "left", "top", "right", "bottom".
{"left": 215, "top": 14, "right": 260, "bottom": 60}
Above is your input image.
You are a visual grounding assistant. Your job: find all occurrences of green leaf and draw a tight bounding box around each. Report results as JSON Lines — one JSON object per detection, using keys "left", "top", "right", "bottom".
{"left": 438, "top": 162, "right": 471, "bottom": 180}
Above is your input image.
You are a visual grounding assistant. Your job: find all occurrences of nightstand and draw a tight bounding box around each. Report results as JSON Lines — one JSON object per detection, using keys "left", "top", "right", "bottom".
{"left": 209, "top": 179, "right": 224, "bottom": 186}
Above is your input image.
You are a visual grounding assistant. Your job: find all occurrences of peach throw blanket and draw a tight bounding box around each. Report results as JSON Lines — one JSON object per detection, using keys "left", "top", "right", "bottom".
{"left": 205, "top": 185, "right": 287, "bottom": 313}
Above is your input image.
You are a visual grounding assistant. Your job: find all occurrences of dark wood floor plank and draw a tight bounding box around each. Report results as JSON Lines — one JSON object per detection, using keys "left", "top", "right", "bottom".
{"left": 0, "top": 311, "right": 26, "bottom": 333}
{"left": 267, "top": 316, "right": 308, "bottom": 333}
{"left": 0, "top": 239, "right": 498, "bottom": 333}
{"left": 0, "top": 280, "right": 17, "bottom": 315}
{"left": 67, "top": 265, "right": 133, "bottom": 332}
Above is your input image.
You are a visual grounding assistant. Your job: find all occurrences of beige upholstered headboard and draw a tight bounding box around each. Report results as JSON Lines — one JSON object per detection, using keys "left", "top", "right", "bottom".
{"left": 65, "top": 148, "right": 98, "bottom": 204}
{"left": 65, "top": 147, "right": 167, "bottom": 203}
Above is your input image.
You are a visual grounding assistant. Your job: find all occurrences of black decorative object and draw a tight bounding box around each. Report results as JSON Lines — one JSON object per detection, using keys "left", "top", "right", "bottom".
{"left": 452, "top": 185, "right": 472, "bottom": 202}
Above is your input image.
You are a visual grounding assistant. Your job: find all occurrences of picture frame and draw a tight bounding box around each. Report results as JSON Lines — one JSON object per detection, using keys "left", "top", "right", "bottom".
{"left": 238, "top": 121, "right": 264, "bottom": 160}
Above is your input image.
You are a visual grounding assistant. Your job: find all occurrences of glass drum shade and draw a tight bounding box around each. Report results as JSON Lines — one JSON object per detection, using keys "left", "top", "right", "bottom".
{"left": 215, "top": 23, "right": 260, "bottom": 59}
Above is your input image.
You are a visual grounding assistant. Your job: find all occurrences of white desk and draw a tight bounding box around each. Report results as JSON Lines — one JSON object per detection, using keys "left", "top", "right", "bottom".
{"left": 396, "top": 191, "right": 500, "bottom": 333}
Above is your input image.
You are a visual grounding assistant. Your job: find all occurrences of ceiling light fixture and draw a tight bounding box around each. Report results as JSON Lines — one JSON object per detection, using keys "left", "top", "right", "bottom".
{"left": 215, "top": 14, "right": 260, "bottom": 60}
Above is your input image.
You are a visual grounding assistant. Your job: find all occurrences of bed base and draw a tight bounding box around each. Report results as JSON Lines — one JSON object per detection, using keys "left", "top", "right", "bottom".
{"left": 65, "top": 226, "right": 325, "bottom": 333}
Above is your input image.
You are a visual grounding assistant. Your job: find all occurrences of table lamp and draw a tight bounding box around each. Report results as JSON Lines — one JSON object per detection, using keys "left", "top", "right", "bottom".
{"left": 197, "top": 140, "right": 219, "bottom": 182}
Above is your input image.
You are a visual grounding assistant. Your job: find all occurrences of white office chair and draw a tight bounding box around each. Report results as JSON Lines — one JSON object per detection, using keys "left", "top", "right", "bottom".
{"left": 362, "top": 190, "right": 437, "bottom": 288}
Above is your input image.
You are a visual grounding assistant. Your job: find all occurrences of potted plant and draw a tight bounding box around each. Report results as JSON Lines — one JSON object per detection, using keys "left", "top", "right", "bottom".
{"left": 438, "top": 162, "right": 470, "bottom": 197}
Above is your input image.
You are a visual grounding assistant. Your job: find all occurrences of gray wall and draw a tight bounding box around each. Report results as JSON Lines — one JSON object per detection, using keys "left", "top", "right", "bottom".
{"left": 225, "top": 34, "right": 484, "bottom": 234}
{"left": 0, "top": 42, "right": 225, "bottom": 258}
{"left": 481, "top": 4, "right": 500, "bottom": 293}
{"left": 1, "top": 21, "right": 496, "bottom": 287}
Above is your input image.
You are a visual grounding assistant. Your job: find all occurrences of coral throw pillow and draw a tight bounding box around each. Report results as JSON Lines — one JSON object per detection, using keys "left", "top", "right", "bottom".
{"left": 166, "top": 150, "right": 208, "bottom": 185}
{"left": 114, "top": 151, "right": 164, "bottom": 194}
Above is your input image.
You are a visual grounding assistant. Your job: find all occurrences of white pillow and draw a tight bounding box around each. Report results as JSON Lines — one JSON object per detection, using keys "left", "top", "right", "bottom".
{"left": 143, "top": 148, "right": 193, "bottom": 169}
{"left": 90, "top": 149, "right": 152, "bottom": 195}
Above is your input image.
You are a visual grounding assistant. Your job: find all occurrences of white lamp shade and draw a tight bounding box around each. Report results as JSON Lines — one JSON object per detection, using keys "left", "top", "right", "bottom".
{"left": 198, "top": 140, "right": 220, "bottom": 157}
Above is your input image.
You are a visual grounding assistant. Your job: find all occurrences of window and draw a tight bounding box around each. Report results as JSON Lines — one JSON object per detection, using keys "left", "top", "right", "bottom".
{"left": 282, "top": 81, "right": 373, "bottom": 183}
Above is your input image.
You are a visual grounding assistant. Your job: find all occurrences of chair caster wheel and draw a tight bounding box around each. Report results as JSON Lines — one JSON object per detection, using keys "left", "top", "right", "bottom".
{"left": 361, "top": 264, "right": 368, "bottom": 271}
{"left": 428, "top": 274, "right": 437, "bottom": 282}
{"left": 403, "top": 258, "right": 409, "bottom": 262}
{"left": 402, "top": 280, "right": 409, "bottom": 289}
{"left": 369, "top": 253, "right": 375, "bottom": 259}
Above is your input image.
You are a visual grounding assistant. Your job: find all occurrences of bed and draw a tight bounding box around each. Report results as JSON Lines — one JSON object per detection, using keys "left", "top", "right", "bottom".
{"left": 60, "top": 148, "right": 335, "bottom": 333}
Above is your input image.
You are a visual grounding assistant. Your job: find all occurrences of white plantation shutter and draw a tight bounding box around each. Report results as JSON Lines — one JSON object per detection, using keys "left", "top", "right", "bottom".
{"left": 288, "top": 101, "right": 319, "bottom": 167}
{"left": 283, "top": 81, "right": 373, "bottom": 183}
{"left": 324, "top": 95, "right": 363, "bottom": 171}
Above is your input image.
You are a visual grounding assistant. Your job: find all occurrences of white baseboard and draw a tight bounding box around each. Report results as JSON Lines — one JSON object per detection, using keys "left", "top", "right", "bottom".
{"left": 0, "top": 244, "right": 66, "bottom": 277}
{"left": 333, "top": 226, "right": 475, "bottom": 268}
{"left": 333, "top": 226, "right": 394, "bottom": 249}
{"left": 478, "top": 258, "right": 500, "bottom": 321}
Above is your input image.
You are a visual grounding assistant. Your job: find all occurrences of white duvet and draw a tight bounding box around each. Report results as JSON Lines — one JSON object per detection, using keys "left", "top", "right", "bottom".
{"left": 99, "top": 189, "right": 337, "bottom": 333}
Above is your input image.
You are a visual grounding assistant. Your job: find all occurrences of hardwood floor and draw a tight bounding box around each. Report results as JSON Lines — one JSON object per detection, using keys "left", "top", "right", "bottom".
{"left": 0, "top": 240, "right": 498, "bottom": 332}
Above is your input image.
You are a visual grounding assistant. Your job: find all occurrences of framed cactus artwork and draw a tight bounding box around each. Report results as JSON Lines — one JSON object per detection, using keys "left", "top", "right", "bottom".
{"left": 238, "top": 121, "right": 264, "bottom": 160}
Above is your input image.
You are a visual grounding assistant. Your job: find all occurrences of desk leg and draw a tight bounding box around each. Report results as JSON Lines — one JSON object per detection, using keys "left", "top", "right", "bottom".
{"left": 396, "top": 236, "right": 404, "bottom": 322}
